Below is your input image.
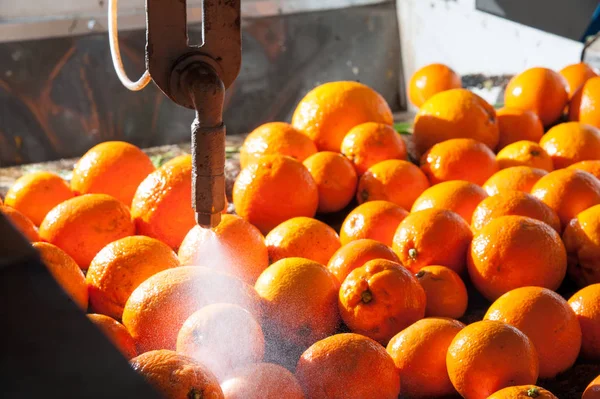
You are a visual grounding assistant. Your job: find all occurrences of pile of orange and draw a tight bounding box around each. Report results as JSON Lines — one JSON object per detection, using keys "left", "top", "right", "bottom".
{"left": 3, "top": 61, "right": 600, "bottom": 399}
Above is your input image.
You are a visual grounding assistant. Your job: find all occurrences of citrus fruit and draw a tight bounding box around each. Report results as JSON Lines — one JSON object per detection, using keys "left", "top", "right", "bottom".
{"left": 220, "top": 363, "right": 305, "bottom": 399}
{"left": 559, "top": 62, "right": 598, "bottom": 98}
{"left": 411, "top": 180, "right": 488, "bottom": 223}
{"left": 408, "top": 63, "right": 462, "bottom": 108}
{"left": 496, "top": 140, "right": 553, "bottom": 172}
{"left": 339, "top": 200, "right": 408, "bottom": 246}
{"left": 568, "top": 284, "right": 600, "bottom": 360}
{"left": 416, "top": 265, "right": 468, "bottom": 319}
{"left": 1, "top": 205, "right": 39, "bottom": 242}
{"left": 495, "top": 108, "right": 545, "bottom": 150}
{"left": 483, "top": 166, "right": 548, "bottom": 196}
{"left": 327, "top": 238, "right": 399, "bottom": 284}
{"left": 488, "top": 385, "right": 558, "bottom": 399}
{"left": 87, "top": 313, "right": 137, "bottom": 360}
{"left": 570, "top": 76, "right": 600, "bottom": 127}
{"left": 540, "top": 122, "right": 600, "bottom": 169}
{"left": 563, "top": 204, "right": 600, "bottom": 286}
{"left": 583, "top": 375, "right": 600, "bottom": 399}
{"left": 568, "top": 160, "right": 600, "bottom": 180}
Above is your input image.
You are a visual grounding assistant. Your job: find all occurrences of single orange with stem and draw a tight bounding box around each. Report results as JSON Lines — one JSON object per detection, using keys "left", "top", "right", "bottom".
{"left": 416, "top": 266, "right": 468, "bottom": 319}
{"left": 496, "top": 140, "right": 553, "bottom": 172}
{"left": 487, "top": 385, "right": 558, "bottom": 399}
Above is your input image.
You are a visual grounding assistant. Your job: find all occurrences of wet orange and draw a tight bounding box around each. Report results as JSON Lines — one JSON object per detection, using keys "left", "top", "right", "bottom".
{"left": 568, "top": 284, "right": 600, "bottom": 360}
{"left": 496, "top": 140, "right": 553, "bottom": 172}
{"left": 393, "top": 208, "right": 473, "bottom": 274}
{"left": 504, "top": 67, "right": 569, "bottom": 127}
{"left": 291, "top": 81, "right": 393, "bottom": 151}
{"left": 302, "top": 151, "right": 357, "bottom": 213}
{"left": 178, "top": 214, "right": 268, "bottom": 285}
{"left": 569, "top": 76, "right": 600, "bottom": 128}
{"left": 416, "top": 266, "right": 468, "bottom": 319}
{"left": 1, "top": 205, "right": 39, "bottom": 242}
{"left": 39, "top": 194, "right": 134, "bottom": 268}
{"left": 338, "top": 259, "right": 426, "bottom": 343}
{"left": 295, "top": 333, "right": 400, "bottom": 399}
{"left": 568, "top": 160, "right": 600, "bottom": 180}
{"left": 340, "top": 122, "right": 407, "bottom": 175}
{"left": 386, "top": 317, "right": 465, "bottom": 398}
{"left": 468, "top": 216, "right": 567, "bottom": 301}
{"left": 483, "top": 166, "right": 548, "bottom": 196}
{"left": 485, "top": 286, "right": 581, "bottom": 378}
{"left": 33, "top": 242, "right": 88, "bottom": 310}
{"left": 356, "top": 159, "right": 430, "bottom": 210}
{"left": 4, "top": 171, "right": 73, "bottom": 225}
{"left": 563, "top": 204, "right": 600, "bottom": 286}
{"left": 559, "top": 62, "right": 598, "bottom": 99}
{"left": 233, "top": 154, "right": 318, "bottom": 234}
{"left": 420, "top": 138, "right": 498, "bottom": 185}
{"left": 408, "top": 63, "right": 462, "bottom": 108}
{"left": 221, "top": 363, "right": 306, "bottom": 399}
{"left": 411, "top": 180, "right": 488, "bottom": 223}
{"left": 446, "top": 320, "right": 539, "bottom": 399}
{"left": 254, "top": 257, "right": 340, "bottom": 347}
{"left": 540, "top": 122, "right": 600, "bottom": 169}
{"left": 495, "top": 108, "right": 545, "bottom": 150}
{"left": 86, "top": 235, "right": 180, "bottom": 319}
{"left": 583, "top": 375, "right": 600, "bottom": 399}
{"left": 488, "top": 385, "right": 558, "bottom": 399}
{"left": 265, "top": 217, "right": 340, "bottom": 266}
{"left": 471, "top": 191, "right": 561, "bottom": 233}
{"left": 87, "top": 313, "right": 137, "bottom": 360}
{"left": 71, "top": 141, "right": 155, "bottom": 205}
{"left": 413, "top": 88, "right": 499, "bottom": 155}
{"left": 327, "top": 238, "right": 399, "bottom": 285}
{"left": 339, "top": 200, "right": 408, "bottom": 246}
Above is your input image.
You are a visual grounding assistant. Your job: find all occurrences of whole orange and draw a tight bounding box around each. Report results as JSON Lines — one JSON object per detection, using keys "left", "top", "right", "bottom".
{"left": 568, "top": 160, "right": 600, "bottom": 180}
{"left": 483, "top": 166, "right": 548, "bottom": 196}
{"left": 540, "top": 122, "right": 600, "bottom": 169}
{"left": 446, "top": 320, "right": 539, "bottom": 399}
{"left": 413, "top": 88, "right": 499, "bottom": 155}
{"left": 408, "top": 63, "right": 462, "bottom": 108}
{"left": 357, "top": 159, "right": 430, "bottom": 210}
{"left": 4, "top": 171, "right": 73, "bottom": 225}
{"left": 71, "top": 141, "right": 155, "bottom": 205}
{"left": 416, "top": 265, "right": 468, "bottom": 319}
{"left": 86, "top": 235, "right": 180, "bottom": 319}
{"left": 302, "top": 151, "right": 357, "bottom": 213}
{"left": 386, "top": 317, "right": 465, "bottom": 398}
{"left": 496, "top": 140, "right": 553, "bottom": 172}
{"left": 393, "top": 208, "right": 473, "bottom": 274}
{"left": 87, "top": 313, "right": 137, "bottom": 360}
{"left": 468, "top": 216, "right": 567, "bottom": 301}
{"left": 338, "top": 259, "right": 426, "bottom": 344}
{"left": 584, "top": 375, "right": 600, "bottom": 399}
{"left": 339, "top": 200, "right": 408, "bottom": 246}
{"left": 495, "top": 107, "right": 545, "bottom": 150}
{"left": 295, "top": 333, "right": 400, "bottom": 399}
{"left": 504, "top": 67, "right": 568, "bottom": 127}
{"left": 233, "top": 154, "right": 318, "bottom": 234}
{"left": 327, "top": 238, "right": 399, "bottom": 284}
{"left": 1, "top": 205, "right": 39, "bottom": 242}
{"left": 340, "top": 122, "right": 407, "bottom": 175}
{"left": 570, "top": 76, "right": 600, "bottom": 128}
{"left": 291, "top": 81, "right": 393, "bottom": 151}
{"left": 221, "top": 363, "right": 305, "bottom": 399}
{"left": 559, "top": 62, "right": 598, "bottom": 98}
{"left": 420, "top": 138, "right": 499, "bottom": 185}
{"left": 485, "top": 286, "right": 581, "bottom": 378}
{"left": 411, "top": 180, "right": 488, "bottom": 223}
{"left": 563, "top": 204, "right": 600, "bottom": 286}
{"left": 568, "top": 284, "right": 600, "bottom": 360}
{"left": 488, "top": 385, "right": 558, "bottom": 399}
{"left": 39, "top": 194, "right": 134, "bottom": 268}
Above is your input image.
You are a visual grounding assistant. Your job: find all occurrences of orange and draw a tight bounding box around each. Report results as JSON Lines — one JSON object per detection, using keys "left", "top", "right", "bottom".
{"left": 468, "top": 216, "right": 567, "bottom": 301}
{"left": 39, "top": 194, "right": 134, "bottom": 268}
{"left": 295, "top": 333, "right": 400, "bottom": 399}
{"left": 86, "top": 235, "right": 180, "bottom": 319}
{"left": 564, "top": 204, "right": 600, "bottom": 286}
{"left": 408, "top": 63, "right": 462, "bottom": 108}
{"left": 484, "top": 286, "right": 582, "bottom": 378}
{"left": 411, "top": 180, "right": 488, "bottom": 223}
{"left": 327, "top": 238, "right": 399, "bottom": 284}
{"left": 531, "top": 168, "right": 600, "bottom": 227}
{"left": 416, "top": 265, "right": 468, "bottom": 318}
{"left": 446, "top": 320, "right": 539, "bottom": 399}
{"left": 488, "top": 385, "right": 558, "bottom": 399}
{"left": 122, "top": 266, "right": 262, "bottom": 353}
{"left": 386, "top": 317, "right": 465, "bottom": 398}
{"left": 559, "top": 62, "right": 598, "bottom": 98}
{"left": 568, "top": 284, "right": 600, "bottom": 360}
{"left": 254, "top": 257, "right": 340, "bottom": 347}
{"left": 130, "top": 350, "right": 223, "bottom": 399}
{"left": 4, "top": 171, "right": 73, "bottom": 225}
{"left": 130, "top": 154, "right": 195, "bottom": 249}
{"left": 495, "top": 108, "right": 545, "bottom": 150}
{"left": 496, "top": 140, "right": 553, "bottom": 172}
{"left": 233, "top": 154, "right": 318, "bottom": 234}
{"left": 291, "top": 81, "right": 393, "bottom": 152}
{"left": 220, "top": 363, "right": 305, "bottom": 399}
{"left": 176, "top": 303, "right": 265, "bottom": 380}
{"left": 302, "top": 151, "right": 357, "bottom": 213}
{"left": 339, "top": 200, "right": 408, "bottom": 246}
{"left": 584, "top": 375, "right": 600, "bottom": 399}
{"left": 338, "top": 259, "right": 426, "bottom": 343}
{"left": 178, "top": 214, "right": 268, "bottom": 285}
{"left": 568, "top": 160, "right": 600, "bottom": 180}
{"left": 239, "top": 122, "right": 317, "bottom": 169}
{"left": 540, "top": 122, "right": 600, "bottom": 169}
{"left": 356, "top": 159, "right": 430, "bottom": 210}
{"left": 483, "top": 166, "right": 548, "bottom": 196}
{"left": 569, "top": 76, "right": 600, "bottom": 128}
{"left": 471, "top": 191, "right": 561, "bottom": 233}
{"left": 1, "top": 205, "right": 39, "bottom": 242}
{"left": 265, "top": 217, "right": 340, "bottom": 266}
{"left": 504, "top": 67, "right": 569, "bottom": 127}
{"left": 393, "top": 208, "right": 473, "bottom": 274}
{"left": 340, "top": 122, "right": 407, "bottom": 175}
{"left": 71, "top": 141, "right": 155, "bottom": 205}
{"left": 413, "top": 88, "right": 499, "bottom": 155}
{"left": 87, "top": 313, "right": 137, "bottom": 360}
{"left": 33, "top": 242, "right": 88, "bottom": 310}
{"left": 420, "top": 138, "right": 499, "bottom": 185}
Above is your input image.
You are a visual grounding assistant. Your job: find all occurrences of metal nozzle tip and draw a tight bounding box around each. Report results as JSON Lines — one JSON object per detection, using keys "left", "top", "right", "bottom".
{"left": 196, "top": 212, "right": 222, "bottom": 229}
